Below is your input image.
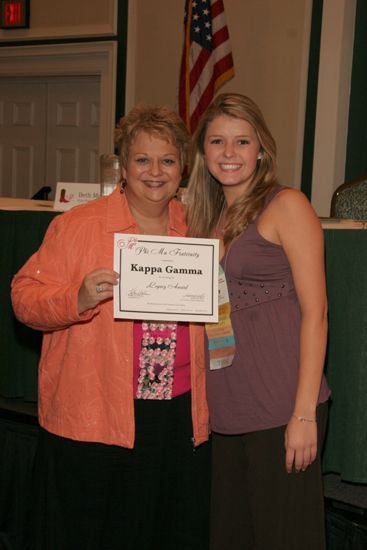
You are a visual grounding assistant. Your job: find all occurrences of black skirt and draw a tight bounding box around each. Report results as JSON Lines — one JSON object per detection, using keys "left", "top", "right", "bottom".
{"left": 25, "top": 392, "right": 211, "bottom": 550}
{"left": 210, "top": 401, "right": 328, "bottom": 550}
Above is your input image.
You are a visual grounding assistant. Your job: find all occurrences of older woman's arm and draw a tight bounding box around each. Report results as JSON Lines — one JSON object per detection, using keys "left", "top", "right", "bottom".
{"left": 11, "top": 215, "right": 99, "bottom": 331}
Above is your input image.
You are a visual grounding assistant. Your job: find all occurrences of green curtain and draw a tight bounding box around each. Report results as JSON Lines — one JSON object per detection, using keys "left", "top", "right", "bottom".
{"left": 323, "top": 229, "right": 367, "bottom": 483}
{"left": 0, "top": 210, "right": 58, "bottom": 401}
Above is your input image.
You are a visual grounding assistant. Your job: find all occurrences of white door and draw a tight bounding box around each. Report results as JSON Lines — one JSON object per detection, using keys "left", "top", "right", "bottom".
{"left": 0, "top": 75, "right": 100, "bottom": 199}
{"left": 0, "top": 78, "right": 47, "bottom": 198}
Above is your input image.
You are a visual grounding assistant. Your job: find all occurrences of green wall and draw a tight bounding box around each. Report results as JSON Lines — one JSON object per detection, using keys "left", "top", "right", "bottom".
{"left": 345, "top": 0, "right": 367, "bottom": 182}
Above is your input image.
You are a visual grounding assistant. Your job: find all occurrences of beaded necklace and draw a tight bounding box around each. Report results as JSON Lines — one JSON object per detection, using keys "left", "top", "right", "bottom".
{"left": 136, "top": 322, "right": 177, "bottom": 400}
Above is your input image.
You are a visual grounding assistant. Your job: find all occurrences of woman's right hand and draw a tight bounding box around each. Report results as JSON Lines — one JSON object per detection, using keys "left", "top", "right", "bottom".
{"left": 284, "top": 415, "right": 317, "bottom": 473}
{"left": 78, "top": 268, "right": 119, "bottom": 314}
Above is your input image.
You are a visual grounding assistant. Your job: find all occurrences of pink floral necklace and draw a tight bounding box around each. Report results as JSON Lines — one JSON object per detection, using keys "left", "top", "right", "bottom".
{"left": 136, "top": 322, "right": 177, "bottom": 400}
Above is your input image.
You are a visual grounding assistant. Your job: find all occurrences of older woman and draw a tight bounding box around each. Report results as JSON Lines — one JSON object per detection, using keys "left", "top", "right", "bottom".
{"left": 11, "top": 105, "right": 210, "bottom": 550}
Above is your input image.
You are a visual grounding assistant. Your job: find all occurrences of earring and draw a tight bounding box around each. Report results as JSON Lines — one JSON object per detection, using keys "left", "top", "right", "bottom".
{"left": 257, "top": 152, "right": 263, "bottom": 160}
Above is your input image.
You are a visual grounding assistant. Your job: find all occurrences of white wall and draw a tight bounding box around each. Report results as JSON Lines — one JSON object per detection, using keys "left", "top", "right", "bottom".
{"left": 125, "top": 0, "right": 357, "bottom": 215}
{"left": 0, "top": 0, "right": 117, "bottom": 41}
{"left": 0, "top": 0, "right": 357, "bottom": 215}
{"left": 126, "top": 0, "right": 311, "bottom": 192}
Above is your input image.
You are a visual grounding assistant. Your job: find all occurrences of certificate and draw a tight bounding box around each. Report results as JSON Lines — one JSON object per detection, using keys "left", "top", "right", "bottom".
{"left": 113, "top": 234, "right": 219, "bottom": 322}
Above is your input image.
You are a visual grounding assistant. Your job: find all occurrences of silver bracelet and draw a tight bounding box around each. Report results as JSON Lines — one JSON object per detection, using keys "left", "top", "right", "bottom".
{"left": 292, "top": 414, "right": 316, "bottom": 423}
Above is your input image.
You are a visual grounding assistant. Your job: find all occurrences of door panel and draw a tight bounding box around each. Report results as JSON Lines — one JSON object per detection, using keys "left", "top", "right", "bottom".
{"left": 47, "top": 78, "right": 100, "bottom": 190}
{"left": 0, "top": 80, "right": 47, "bottom": 198}
{"left": 0, "top": 76, "right": 100, "bottom": 199}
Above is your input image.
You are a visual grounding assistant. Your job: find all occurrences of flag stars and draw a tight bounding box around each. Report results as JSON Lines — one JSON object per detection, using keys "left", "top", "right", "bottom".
{"left": 189, "top": 1, "right": 214, "bottom": 49}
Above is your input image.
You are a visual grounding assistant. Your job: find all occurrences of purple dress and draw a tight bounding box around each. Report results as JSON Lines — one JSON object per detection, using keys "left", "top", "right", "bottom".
{"left": 207, "top": 187, "right": 330, "bottom": 434}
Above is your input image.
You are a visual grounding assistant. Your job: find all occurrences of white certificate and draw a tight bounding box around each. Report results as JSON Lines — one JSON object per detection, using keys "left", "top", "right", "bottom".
{"left": 113, "top": 234, "right": 219, "bottom": 322}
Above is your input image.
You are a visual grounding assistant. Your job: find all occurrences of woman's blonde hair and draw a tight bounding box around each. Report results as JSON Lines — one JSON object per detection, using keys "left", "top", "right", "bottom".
{"left": 186, "top": 93, "right": 278, "bottom": 245}
{"left": 115, "top": 104, "right": 190, "bottom": 171}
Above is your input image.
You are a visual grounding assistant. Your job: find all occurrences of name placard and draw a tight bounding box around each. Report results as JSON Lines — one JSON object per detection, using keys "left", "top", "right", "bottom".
{"left": 54, "top": 182, "right": 100, "bottom": 211}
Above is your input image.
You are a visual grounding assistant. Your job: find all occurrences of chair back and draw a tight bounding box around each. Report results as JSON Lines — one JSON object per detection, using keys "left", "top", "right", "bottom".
{"left": 330, "top": 177, "right": 367, "bottom": 219}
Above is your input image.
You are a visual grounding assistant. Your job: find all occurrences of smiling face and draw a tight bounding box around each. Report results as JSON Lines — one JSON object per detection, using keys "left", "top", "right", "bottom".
{"left": 122, "top": 131, "right": 182, "bottom": 209}
{"left": 203, "top": 114, "right": 261, "bottom": 202}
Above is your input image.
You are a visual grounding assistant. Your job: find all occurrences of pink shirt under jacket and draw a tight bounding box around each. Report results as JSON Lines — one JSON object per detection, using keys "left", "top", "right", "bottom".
{"left": 11, "top": 188, "right": 209, "bottom": 448}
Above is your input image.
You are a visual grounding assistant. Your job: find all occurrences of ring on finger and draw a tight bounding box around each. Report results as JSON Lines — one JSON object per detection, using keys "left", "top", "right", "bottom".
{"left": 96, "top": 284, "right": 104, "bottom": 294}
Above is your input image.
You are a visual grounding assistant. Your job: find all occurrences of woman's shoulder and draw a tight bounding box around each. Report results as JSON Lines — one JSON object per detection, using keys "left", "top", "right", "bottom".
{"left": 167, "top": 198, "right": 187, "bottom": 236}
{"left": 267, "top": 186, "right": 320, "bottom": 230}
{"left": 170, "top": 197, "right": 186, "bottom": 219}
{"left": 47, "top": 196, "right": 107, "bottom": 235}
{"left": 268, "top": 186, "right": 311, "bottom": 210}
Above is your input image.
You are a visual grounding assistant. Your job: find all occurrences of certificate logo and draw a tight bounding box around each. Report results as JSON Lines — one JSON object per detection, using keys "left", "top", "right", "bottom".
{"left": 116, "top": 237, "right": 138, "bottom": 250}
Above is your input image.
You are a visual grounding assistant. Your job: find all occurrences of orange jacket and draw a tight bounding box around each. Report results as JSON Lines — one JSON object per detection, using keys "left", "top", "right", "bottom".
{"left": 11, "top": 188, "right": 209, "bottom": 448}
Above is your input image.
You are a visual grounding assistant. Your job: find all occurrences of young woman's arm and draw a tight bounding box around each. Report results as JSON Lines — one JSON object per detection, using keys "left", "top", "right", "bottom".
{"left": 264, "top": 188, "right": 328, "bottom": 473}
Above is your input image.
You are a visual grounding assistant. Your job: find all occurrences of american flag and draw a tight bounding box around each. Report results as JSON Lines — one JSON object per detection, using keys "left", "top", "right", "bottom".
{"left": 179, "top": 0, "right": 235, "bottom": 133}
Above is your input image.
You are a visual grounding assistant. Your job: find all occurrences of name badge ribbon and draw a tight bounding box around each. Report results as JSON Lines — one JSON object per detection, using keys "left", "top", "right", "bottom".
{"left": 206, "top": 265, "right": 235, "bottom": 370}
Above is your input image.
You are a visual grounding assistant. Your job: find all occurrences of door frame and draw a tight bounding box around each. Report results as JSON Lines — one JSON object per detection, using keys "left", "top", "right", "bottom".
{"left": 0, "top": 42, "right": 117, "bottom": 155}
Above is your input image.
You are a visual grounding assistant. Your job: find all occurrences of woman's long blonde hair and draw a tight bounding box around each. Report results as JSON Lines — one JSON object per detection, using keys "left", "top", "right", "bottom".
{"left": 186, "top": 93, "right": 278, "bottom": 245}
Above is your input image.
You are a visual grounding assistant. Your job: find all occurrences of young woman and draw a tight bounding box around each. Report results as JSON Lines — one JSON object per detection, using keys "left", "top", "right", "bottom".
{"left": 186, "top": 93, "right": 330, "bottom": 550}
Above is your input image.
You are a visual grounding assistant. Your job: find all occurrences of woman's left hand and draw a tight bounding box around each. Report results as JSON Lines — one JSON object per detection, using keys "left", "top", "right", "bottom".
{"left": 78, "top": 268, "right": 119, "bottom": 314}
{"left": 284, "top": 415, "right": 317, "bottom": 473}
